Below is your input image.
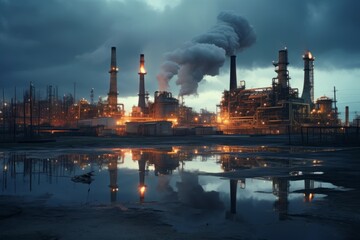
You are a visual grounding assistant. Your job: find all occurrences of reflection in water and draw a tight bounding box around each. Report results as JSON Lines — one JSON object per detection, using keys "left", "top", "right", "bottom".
{"left": 273, "top": 177, "right": 289, "bottom": 220}
{"left": 108, "top": 156, "right": 119, "bottom": 203}
{"left": 230, "top": 179, "right": 237, "bottom": 214}
{"left": 71, "top": 171, "right": 94, "bottom": 184}
{"left": 1, "top": 145, "right": 334, "bottom": 222}
{"left": 132, "top": 149, "right": 180, "bottom": 203}
{"left": 177, "top": 171, "right": 224, "bottom": 209}
{"left": 304, "top": 179, "right": 315, "bottom": 202}
{"left": 227, "top": 177, "right": 317, "bottom": 221}
{"left": 138, "top": 156, "right": 147, "bottom": 203}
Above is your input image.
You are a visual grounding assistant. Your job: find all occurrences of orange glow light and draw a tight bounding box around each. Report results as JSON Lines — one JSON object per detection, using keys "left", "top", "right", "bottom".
{"left": 308, "top": 52, "right": 313, "bottom": 59}
{"left": 139, "top": 65, "right": 146, "bottom": 74}
{"left": 139, "top": 185, "right": 146, "bottom": 195}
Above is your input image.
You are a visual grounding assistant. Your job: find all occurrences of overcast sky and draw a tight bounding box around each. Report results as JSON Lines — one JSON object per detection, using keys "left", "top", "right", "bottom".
{"left": 1, "top": 0, "right": 360, "bottom": 119}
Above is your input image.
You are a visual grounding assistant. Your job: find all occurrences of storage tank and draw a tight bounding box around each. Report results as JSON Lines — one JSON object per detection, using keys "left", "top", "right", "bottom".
{"left": 153, "top": 91, "right": 179, "bottom": 118}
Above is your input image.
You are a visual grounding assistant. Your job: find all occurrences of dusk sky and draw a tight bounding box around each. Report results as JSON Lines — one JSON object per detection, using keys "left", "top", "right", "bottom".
{"left": 1, "top": 0, "right": 360, "bottom": 119}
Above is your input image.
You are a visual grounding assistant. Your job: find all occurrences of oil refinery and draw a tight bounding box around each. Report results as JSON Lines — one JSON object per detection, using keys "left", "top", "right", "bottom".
{"left": 0, "top": 46, "right": 355, "bottom": 138}
{"left": 217, "top": 49, "right": 339, "bottom": 134}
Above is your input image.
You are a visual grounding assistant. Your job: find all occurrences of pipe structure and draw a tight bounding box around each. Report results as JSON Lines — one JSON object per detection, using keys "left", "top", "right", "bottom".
{"left": 108, "top": 47, "right": 118, "bottom": 112}
{"left": 138, "top": 54, "right": 147, "bottom": 112}
{"left": 301, "top": 51, "right": 315, "bottom": 107}
{"left": 229, "top": 55, "right": 237, "bottom": 91}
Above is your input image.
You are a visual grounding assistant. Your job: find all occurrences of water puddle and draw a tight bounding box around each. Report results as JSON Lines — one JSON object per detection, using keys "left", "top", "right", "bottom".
{"left": 1, "top": 146, "right": 342, "bottom": 207}
{"left": 0, "top": 145, "right": 351, "bottom": 239}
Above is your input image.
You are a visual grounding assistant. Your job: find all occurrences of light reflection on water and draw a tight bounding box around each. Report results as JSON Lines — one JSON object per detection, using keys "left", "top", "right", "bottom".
{"left": 1, "top": 146, "right": 337, "bottom": 219}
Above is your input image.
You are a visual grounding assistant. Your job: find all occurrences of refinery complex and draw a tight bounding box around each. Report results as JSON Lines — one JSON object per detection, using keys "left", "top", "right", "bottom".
{"left": 0, "top": 47, "right": 355, "bottom": 138}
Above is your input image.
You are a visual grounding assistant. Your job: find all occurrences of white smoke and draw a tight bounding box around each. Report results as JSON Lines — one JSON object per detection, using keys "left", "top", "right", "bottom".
{"left": 157, "top": 61, "right": 180, "bottom": 92}
{"left": 157, "top": 11, "right": 256, "bottom": 96}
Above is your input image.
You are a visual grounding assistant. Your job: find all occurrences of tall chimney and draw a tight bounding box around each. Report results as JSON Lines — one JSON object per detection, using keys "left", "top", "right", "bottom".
{"left": 345, "top": 106, "right": 349, "bottom": 127}
{"left": 274, "top": 49, "right": 289, "bottom": 88}
{"left": 272, "top": 48, "right": 290, "bottom": 101}
{"left": 108, "top": 47, "right": 118, "bottom": 112}
{"left": 301, "top": 50, "right": 315, "bottom": 107}
{"left": 138, "top": 54, "right": 146, "bottom": 112}
{"left": 229, "top": 55, "right": 237, "bottom": 91}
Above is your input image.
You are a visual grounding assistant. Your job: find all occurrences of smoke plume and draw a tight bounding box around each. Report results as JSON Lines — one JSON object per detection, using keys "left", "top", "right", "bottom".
{"left": 157, "top": 11, "right": 256, "bottom": 96}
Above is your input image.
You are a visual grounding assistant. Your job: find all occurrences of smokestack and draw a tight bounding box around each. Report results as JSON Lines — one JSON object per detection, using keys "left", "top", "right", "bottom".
{"left": 108, "top": 47, "right": 118, "bottom": 112}
{"left": 229, "top": 55, "right": 237, "bottom": 91}
{"left": 138, "top": 54, "right": 147, "bottom": 112}
{"left": 301, "top": 51, "right": 315, "bottom": 107}
{"left": 345, "top": 106, "right": 349, "bottom": 127}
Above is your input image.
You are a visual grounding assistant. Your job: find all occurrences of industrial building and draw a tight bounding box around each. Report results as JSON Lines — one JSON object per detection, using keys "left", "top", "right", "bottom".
{"left": 0, "top": 47, "right": 344, "bottom": 139}
{"left": 217, "top": 49, "right": 338, "bottom": 134}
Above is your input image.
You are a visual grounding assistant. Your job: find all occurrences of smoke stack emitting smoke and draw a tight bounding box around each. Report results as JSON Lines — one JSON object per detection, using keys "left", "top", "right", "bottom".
{"left": 157, "top": 11, "right": 256, "bottom": 96}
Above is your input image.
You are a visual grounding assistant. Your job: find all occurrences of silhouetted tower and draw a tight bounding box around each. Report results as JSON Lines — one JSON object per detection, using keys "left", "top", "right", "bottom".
{"left": 345, "top": 106, "right": 349, "bottom": 127}
{"left": 47, "top": 85, "right": 53, "bottom": 125}
{"left": 273, "top": 49, "right": 290, "bottom": 101}
{"left": 90, "top": 88, "right": 94, "bottom": 105}
{"left": 138, "top": 54, "right": 147, "bottom": 113}
{"left": 301, "top": 51, "right": 315, "bottom": 107}
{"left": 229, "top": 55, "right": 237, "bottom": 91}
{"left": 108, "top": 47, "right": 118, "bottom": 112}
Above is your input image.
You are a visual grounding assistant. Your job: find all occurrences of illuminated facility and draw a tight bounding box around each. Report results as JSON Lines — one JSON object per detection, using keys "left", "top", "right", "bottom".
{"left": 217, "top": 48, "right": 338, "bottom": 134}
{"left": 0, "top": 47, "right": 343, "bottom": 137}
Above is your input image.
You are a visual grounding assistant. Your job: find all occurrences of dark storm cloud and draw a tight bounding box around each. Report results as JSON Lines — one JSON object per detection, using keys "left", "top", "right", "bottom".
{"left": 218, "top": 0, "right": 360, "bottom": 69}
{"left": 0, "top": 0, "right": 359, "bottom": 101}
{"left": 0, "top": 0, "right": 212, "bottom": 99}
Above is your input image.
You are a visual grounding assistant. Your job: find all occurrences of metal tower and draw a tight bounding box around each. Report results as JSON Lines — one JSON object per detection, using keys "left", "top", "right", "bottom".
{"left": 108, "top": 47, "right": 118, "bottom": 112}
{"left": 272, "top": 48, "right": 290, "bottom": 101}
{"left": 138, "top": 54, "right": 147, "bottom": 113}
{"left": 301, "top": 51, "right": 315, "bottom": 107}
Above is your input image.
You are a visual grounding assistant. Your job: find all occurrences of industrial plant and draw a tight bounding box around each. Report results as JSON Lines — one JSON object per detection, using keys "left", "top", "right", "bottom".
{"left": 217, "top": 49, "right": 339, "bottom": 134}
{"left": 0, "top": 46, "right": 357, "bottom": 140}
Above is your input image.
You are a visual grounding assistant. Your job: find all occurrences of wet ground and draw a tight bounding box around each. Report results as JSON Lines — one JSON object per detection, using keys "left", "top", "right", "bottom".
{"left": 0, "top": 136, "right": 359, "bottom": 239}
